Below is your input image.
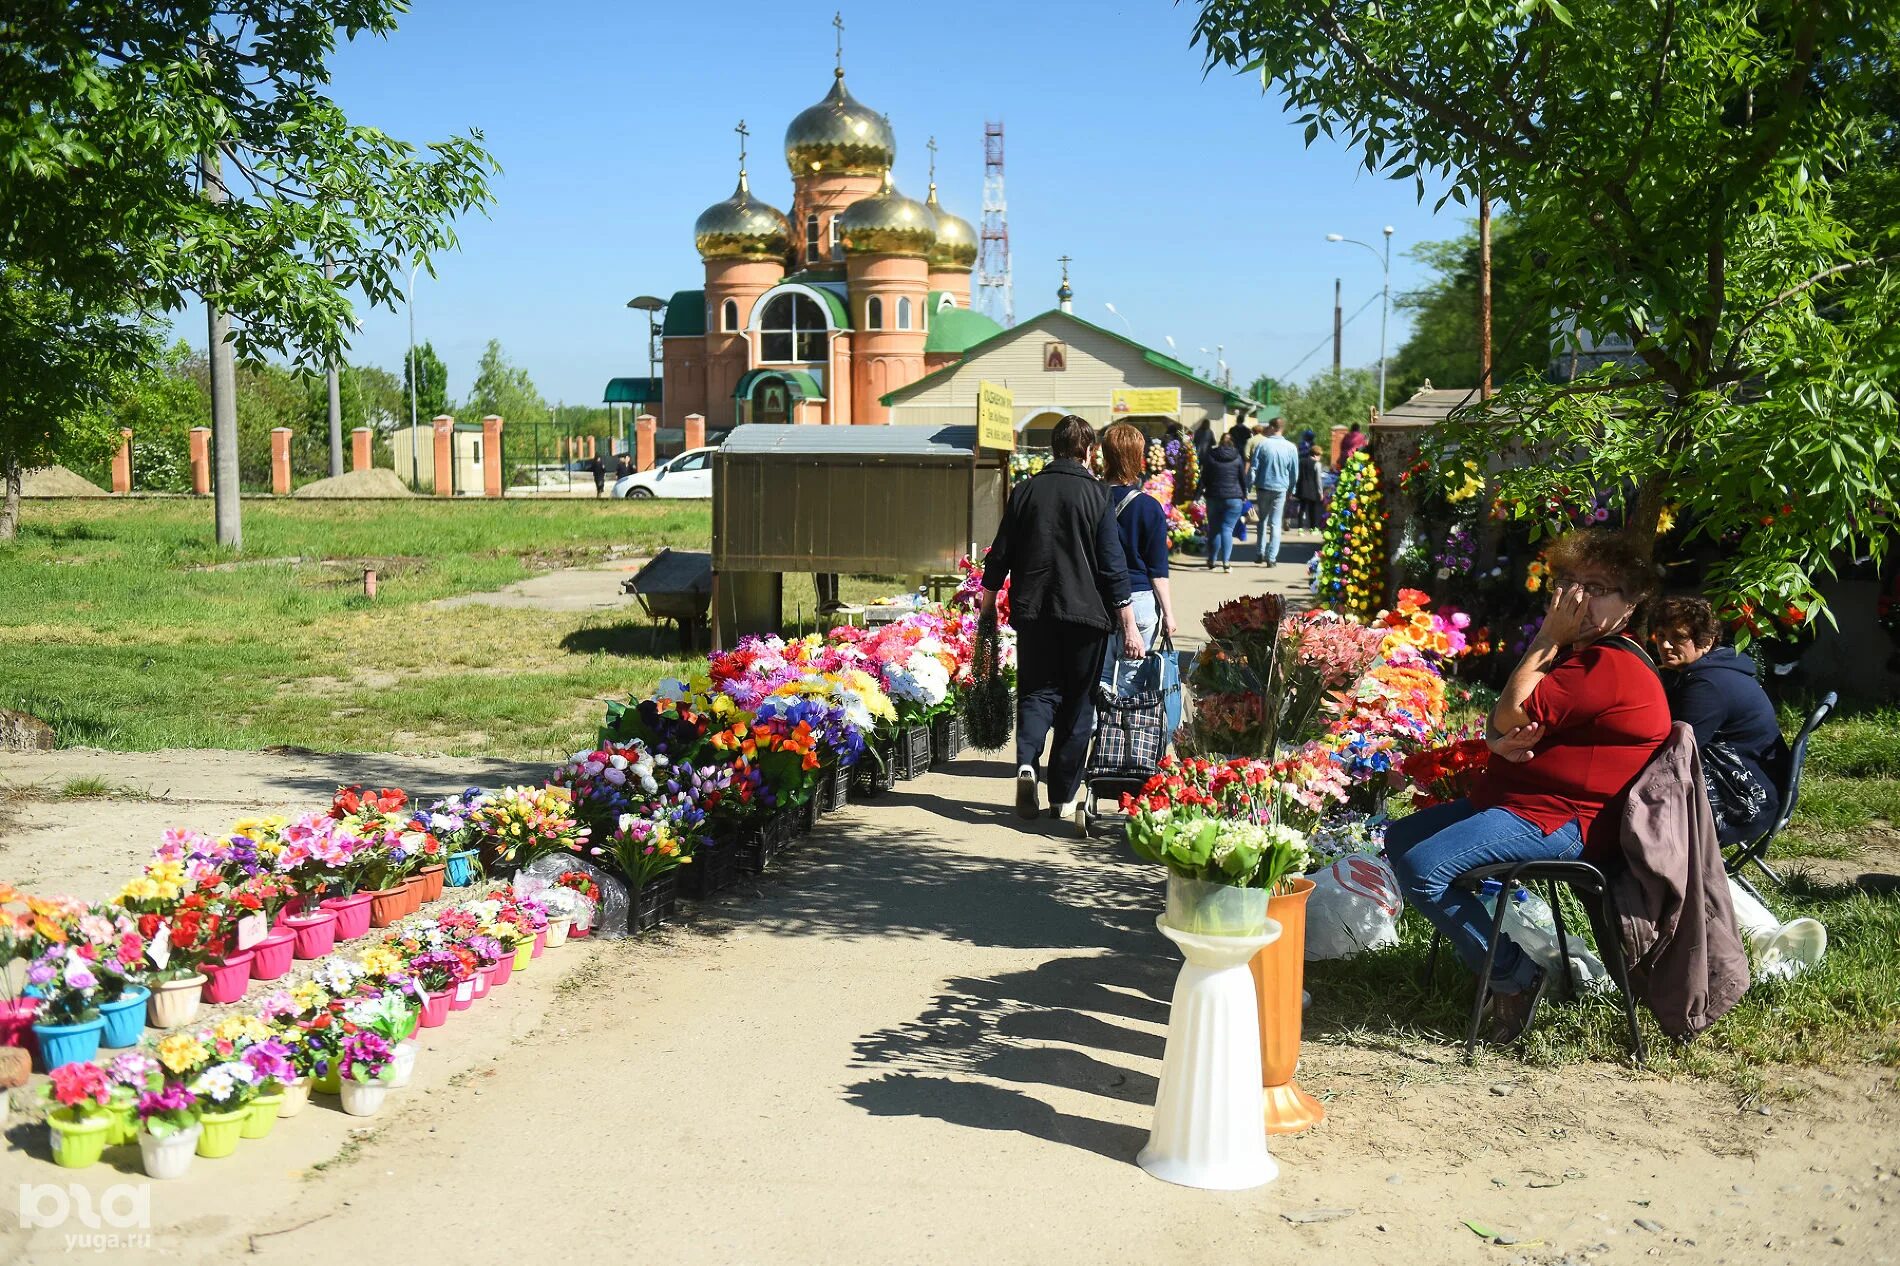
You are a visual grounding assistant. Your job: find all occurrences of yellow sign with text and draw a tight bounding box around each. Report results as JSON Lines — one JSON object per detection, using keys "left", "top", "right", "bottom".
{"left": 1110, "top": 387, "right": 1182, "bottom": 417}
{"left": 977, "top": 381, "right": 1015, "bottom": 451}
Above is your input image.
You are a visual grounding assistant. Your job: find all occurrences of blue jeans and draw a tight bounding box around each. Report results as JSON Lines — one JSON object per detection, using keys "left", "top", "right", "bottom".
{"left": 1253, "top": 488, "right": 1287, "bottom": 563}
{"left": 1099, "top": 589, "right": 1159, "bottom": 695}
{"left": 1205, "top": 497, "right": 1242, "bottom": 565}
{"left": 1383, "top": 798, "right": 1584, "bottom": 994}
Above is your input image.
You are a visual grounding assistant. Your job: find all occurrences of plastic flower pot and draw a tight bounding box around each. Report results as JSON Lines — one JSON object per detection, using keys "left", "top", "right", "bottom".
{"left": 47, "top": 1108, "right": 113, "bottom": 1169}
{"left": 313, "top": 1067, "right": 342, "bottom": 1095}
{"left": 400, "top": 874, "right": 427, "bottom": 916}
{"left": 569, "top": 920, "right": 591, "bottom": 939}
{"left": 419, "top": 990, "right": 450, "bottom": 1028}
{"left": 241, "top": 1092, "right": 284, "bottom": 1139}
{"left": 146, "top": 975, "right": 207, "bottom": 1029}
{"left": 445, "top": 850, "right": 477, "bottom": 888}
{"left": 404, "top": 1008, "right": 419, "bottom": 1041}
{"left": 275, "top": 1077, "right": 311, "bottom": 1119}
{"left": 286, "top": 909, "right": 339, "bottom": 959}
{"left": 322, "top": 890, "right": 375, "bottom": 940}
{"left": 387, "top": 1040, "right": 418, "bottom": 1089}
{"left": 0, "top": 995, "right": 42, "bottom": 1048}
{"left": 510, "top": 938, "right": 533, "bottom": 972}
{"left": 367, "top": 885, "right": 409, "bottom": 929}
{"left": 200, "top": 950, "right": 255, "bottom": 1005}
{"left": 32, "top": 1015, "right": 105, "bottom": 1072}
{"left": 416, "top": 863, "right": 448, "bottom": 903}
{"left": 194, "top": 1108, "right": 247, "bottom": 1158}
{"left": 482, "top": 959, "right": 508, "bottom": 990}
{"left": 96, "top": 986, "right": 151, "bottom": 1047}
{"left": 470, "top": 965, "right": 491, "bottom": 1000}
{"left": 1252, "top": 877, "right": 1324, "bottom": 1136}
{"left": 531, "top": 928, "right": 547, "bottom": 958}
{"left": 139, "top": 1124, "right": 202, "bottom": 1180}
{"left": 248, "top": 929, "right": 297, "bottom": 982}
{"left": 103, "top": 1088, "right": 140, "bottom": 1144}
{"left": 338, "top": 1072, "right": 391, "bottom": 1117}
{"left": 543, "top": 916, "right": 571, "bottom": 949}
{"left": 448, "top": 979, "right": 475, "bottom": 1012}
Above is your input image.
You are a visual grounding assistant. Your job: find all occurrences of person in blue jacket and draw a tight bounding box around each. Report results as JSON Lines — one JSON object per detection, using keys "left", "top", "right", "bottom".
{"left": 1652, "top": 595, "right": 1787, "bottom": 844}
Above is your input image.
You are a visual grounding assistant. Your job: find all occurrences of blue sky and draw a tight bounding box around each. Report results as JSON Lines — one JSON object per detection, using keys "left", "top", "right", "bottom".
{"left": 294, "top": 0, "right": 1464, "bottom": 406}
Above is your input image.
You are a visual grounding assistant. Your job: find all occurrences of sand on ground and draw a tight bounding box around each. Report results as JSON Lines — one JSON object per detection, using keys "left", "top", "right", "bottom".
{"left": 2, "top": 536, "right": 1895, "bottom": 1265}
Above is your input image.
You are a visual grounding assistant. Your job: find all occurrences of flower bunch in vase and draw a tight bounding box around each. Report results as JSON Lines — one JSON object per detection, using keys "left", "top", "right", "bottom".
{"left": 471, "top": 784, "right": 590, "bottom": 874}
{"left": 549, "top": 740, "right": 662, "bottom": 835}
{"left": 593, "top": 812, "right": 695, "bottom": 896}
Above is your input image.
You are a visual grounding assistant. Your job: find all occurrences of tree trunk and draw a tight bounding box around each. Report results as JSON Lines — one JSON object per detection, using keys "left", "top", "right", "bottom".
{"left": 1478, "top": 179, "right": 1493, "bottom": 400}
{"left": 0, "top": 451, "right": 21, "bottom": 542}
{"left": 203, "top": 151, "right": 242, "bottom": 551}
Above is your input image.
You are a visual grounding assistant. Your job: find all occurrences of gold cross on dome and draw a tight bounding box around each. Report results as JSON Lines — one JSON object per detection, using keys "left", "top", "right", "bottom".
{"left": 734, "top": 119, "right": 749, "bottom": 170}
{"left": 833, "top": 11, "right": 845, "bottom": 72}
{"left": 926, "top": 135, "right": 938, "bottom": 185}
{"left": 1058, "top": 254, "right": 1073, "bottom": 282}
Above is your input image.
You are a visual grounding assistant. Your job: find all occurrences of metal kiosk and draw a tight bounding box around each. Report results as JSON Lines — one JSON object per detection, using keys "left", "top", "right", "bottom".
{"left": 710, "top": 423, "right": 1009, "bottom": 648}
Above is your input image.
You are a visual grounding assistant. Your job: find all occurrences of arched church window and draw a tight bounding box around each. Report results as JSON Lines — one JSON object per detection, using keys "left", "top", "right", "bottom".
{"left": 828, "top": 217, "right": 841, "bottom": 259}
{"left": 896, "top": 296, "right": 912, "bottom": 330}
{"left": 805, "top": 212, "right": 820, "bottom": 261}
{"left": 866, "top": 296, "right": 883, "bottom": 330}
{"left": 936, "top": 292, "right": 957, "bottom": 312}
{"left": 721, "top": 299, "right": 738, "bottom": 332}
{"left": 759, "top": 292, "right": 828, "bottom": 363}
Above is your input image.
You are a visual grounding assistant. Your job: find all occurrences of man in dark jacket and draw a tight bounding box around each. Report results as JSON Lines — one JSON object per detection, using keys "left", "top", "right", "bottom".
{"left": 982, "top": 415, "right": 1143, "bottom": 823}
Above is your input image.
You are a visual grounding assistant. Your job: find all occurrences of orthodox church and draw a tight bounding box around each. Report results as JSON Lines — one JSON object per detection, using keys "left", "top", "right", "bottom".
{"left": 655, "top": 56, "right": 1001, "bottom": 429}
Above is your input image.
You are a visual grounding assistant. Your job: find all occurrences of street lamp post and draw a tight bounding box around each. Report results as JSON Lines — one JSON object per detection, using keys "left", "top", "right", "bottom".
{"left": 1104, "top": 301, "right": 1134, "bottom": 338}
{"left": 406, "top": 258, "right": 421, "bottom": 489}
{"left": 627, "top": 295, "right": 667, "bottom": 455}
{"left": 1326, "top": 226, "right": 1395, "bottom": 415}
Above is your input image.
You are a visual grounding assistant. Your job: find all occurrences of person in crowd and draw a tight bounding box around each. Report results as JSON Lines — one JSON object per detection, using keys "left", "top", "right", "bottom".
{"left": 1652, "top": 595, "right": 1785, "bottom": 844}
{"left": 614, "top": 452, "right": 633, "bottom": 481}
{"left": 1248, "top": 417, "right": 1299, "bottom": 565}
{"left": 1239, "top": 419, "right": 1263, "bottom": 467}
{"left": 1294, "top": 429, "right": 1324, "bottom": 528}
{"left": 1191, "top": 418, "right": 1214, "bottom": 473}
{"left": 1339, "top": 421, "right": 1368, "bottom": 463}
{"left": 1385, "top": 529, "right": 1669, "bottom": 1042}
{"left": 1099, "top": 422, "right": 1178, "bottom": 676}
{"left": 981, "top": 415, "right": 1143, "bottom": 823}
{"left": 588, "top": 452, "right": 606, "bottom": 498}
{"left": 1200, "top": 427, "right": 1246, "bottom": 573}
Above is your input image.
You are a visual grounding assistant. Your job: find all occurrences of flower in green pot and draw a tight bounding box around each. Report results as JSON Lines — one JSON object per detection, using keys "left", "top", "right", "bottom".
{"left": 102, "top": 1051, "right": 160, "bottom": 1144}
{"left": 238, "top": 1038, "right": 297, "bottom": 1139}
{"left": 186, "top": 1060, "right": 259, "bottom": 1159}
{"left": 135, "top": 1081, "right": 201, "bottom": 1179}
{"left": 41, "top": 1062, "right": 116, "bottom": 1169}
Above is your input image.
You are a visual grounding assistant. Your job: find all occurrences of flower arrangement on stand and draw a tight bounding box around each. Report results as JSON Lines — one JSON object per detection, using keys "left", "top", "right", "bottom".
{"left": 1316, "top": 448, "right": 1386, "bottom": 619}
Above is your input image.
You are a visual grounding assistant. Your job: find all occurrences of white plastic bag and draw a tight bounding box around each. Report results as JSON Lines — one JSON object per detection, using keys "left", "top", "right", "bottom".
{"left": 1304, "top": 855, "right": 1404, "bottom": 960}
{"left": 1477, "top": 883, "right": 1613, "bottom": 994}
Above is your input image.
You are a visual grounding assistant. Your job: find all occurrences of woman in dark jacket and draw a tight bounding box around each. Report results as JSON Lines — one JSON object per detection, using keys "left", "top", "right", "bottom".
{"left": 1293, "top": 431, "right": 1323, "bottom": 527}
{"left": 1201, "top": 430, "right": 1246, "bottom": 572}
{"left": 1652, "top": 595, "right": 1785, "bottom": 844}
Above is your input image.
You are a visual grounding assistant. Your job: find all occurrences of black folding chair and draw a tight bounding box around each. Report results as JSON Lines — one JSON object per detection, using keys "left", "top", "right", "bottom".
{"left": 1421, "top": 860, "right": 1647, "bottom": 1064}
{"left": 1724, "top": 691, "right": 1836, "bottom": 904}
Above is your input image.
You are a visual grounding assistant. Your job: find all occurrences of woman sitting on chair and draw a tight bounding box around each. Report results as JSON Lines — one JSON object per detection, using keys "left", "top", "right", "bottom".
{"left": 1385, "top": 529, "right": 1670, "bottom": 1042}
{"left": 1652, "top": 594, "right": 1785, "bottom": 845}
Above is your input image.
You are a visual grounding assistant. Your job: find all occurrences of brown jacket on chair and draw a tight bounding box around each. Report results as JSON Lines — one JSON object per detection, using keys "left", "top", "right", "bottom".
{"left": 1611, "top": 722, "right": 1751, "bottom": 1040}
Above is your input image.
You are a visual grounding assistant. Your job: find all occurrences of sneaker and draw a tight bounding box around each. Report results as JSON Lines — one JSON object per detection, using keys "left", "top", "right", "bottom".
{"left": 1015, "top": 766, "right": 1040, "bottom": 820}
{"left": 1489, "top": 963, "right": 1551, "bottom": 1045}
{"left": 1221, "top": 563, "right": 1232, "bottom": 574}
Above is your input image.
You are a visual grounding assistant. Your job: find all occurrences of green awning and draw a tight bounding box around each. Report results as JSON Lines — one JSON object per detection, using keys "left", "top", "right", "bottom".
{"left": 604, "top": 377, "right": 662, "bottom": 405}
{"left": 732, "top": 368, "right": 826, "bottom": 401}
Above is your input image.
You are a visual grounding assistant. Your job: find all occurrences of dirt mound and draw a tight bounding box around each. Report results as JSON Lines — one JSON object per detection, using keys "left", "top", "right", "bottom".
{"left": 19, "top": 465, "right": 107, "bottom": 497}
{"left": 291, "top": 468, "right": 414, "bottom": 499}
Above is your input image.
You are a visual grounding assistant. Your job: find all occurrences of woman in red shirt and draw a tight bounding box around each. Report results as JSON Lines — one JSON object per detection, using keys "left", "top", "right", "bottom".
{"left": 1385, "top": 530, "right": 1669, "bottom": 1043}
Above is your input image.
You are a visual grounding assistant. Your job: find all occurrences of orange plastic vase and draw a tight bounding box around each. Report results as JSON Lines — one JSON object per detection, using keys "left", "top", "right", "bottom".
{"left": 1249, "top": 876, "right": 1325, "bottom": 1135}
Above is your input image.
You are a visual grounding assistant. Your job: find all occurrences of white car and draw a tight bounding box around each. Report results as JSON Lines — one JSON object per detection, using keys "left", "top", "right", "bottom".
{"left": 612, "top": 447, "right": 714, "bottom": 499}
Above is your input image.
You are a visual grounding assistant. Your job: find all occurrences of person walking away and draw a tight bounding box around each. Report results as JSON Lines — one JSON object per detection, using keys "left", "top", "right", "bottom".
{"left": 1294, "top": 429, "right": 1323, "bottom": 528}
{"left": 1339, "top": 421, "right": 1368, "bottom": 463}
{"left": 981, "top": 415, "right": 1143, "bottom": 823}
{"left": 1653, "top": 595, "right": 1785, "bottom": 844}
{"left": 1098, "top": 422, "right": 1177, "bottom": 691}
{"left": 588, "top": 453, "right": 606, "bottom": 498}
{"left": 1249, "top": 418, "right": 1299, "bottom": 565}
{"left": 1201, "top": 429, "right": 1246, "bottom": 573}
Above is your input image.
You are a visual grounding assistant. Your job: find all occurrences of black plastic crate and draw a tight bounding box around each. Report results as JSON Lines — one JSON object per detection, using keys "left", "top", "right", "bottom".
{"left": 893, "top": 725, "right": 931, "bottom": 781}
{"left": 818, "top": 765, "right": 849, "bottom": 814}
{"left": 678, "top": 839, "right": 738, "bottom": 899}
{"left": 734, "top": 821, "right": 770, "bottom": 873}
{"left": 628, "top": 873, "right": 678, "bottom": 933}
{"left": 851, "top": 746, "right": 895, "bottom": 799}
{"left": 930, "top": 713, "right": 965, "bottom": 767}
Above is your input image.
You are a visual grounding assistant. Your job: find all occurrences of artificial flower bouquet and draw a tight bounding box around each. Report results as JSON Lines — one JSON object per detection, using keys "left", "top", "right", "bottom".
{"left": 471, "top": 784, "right": 590, "bottom": 874}
{"left": 550, "top": 741, "right": 662, "bottom": 834}
{"left": 593, "top": 812, "right": 695, "bottom": 896}
{"left": 1398, "top": 736, "right": 1492, "bottom": 809}
{"left": 42, "top": 1061, "right": 116, "bottom": 1129}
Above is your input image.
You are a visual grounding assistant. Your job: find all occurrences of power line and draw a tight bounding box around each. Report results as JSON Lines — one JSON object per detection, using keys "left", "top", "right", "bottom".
{"left": 1280, "top": 291, "right": 1381, "bottom": 381}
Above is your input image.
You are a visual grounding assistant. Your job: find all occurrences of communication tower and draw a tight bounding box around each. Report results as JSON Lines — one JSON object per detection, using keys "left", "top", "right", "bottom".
{"left": 976, "top": 121, "right": 1013, "bottom": 327}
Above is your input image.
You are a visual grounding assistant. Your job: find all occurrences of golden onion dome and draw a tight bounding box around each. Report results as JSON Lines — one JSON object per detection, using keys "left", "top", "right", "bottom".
{"left": 784, "top": 71, "right": 896, "bottom": 177}
{"left": 693, "top": 172, "right": 791, "bottom": 261}
{"left": 839, "top": 174, "right": 937, "bottom": 258}
{"left": 924, "top": 184, "right": 977, "bottom": 271}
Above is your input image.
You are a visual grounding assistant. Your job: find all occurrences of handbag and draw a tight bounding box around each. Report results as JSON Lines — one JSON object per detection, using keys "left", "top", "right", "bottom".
{"left": 1086, "top": 634, "right": 1180, "bottom": 779}
{"left": 1702, "top": 741, "right": 1772, "bottom": 841}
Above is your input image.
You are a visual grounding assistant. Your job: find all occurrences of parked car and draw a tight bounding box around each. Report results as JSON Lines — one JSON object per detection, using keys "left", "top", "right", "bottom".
{"left": 612, "top": 447, "right": 714, "bottom": 499}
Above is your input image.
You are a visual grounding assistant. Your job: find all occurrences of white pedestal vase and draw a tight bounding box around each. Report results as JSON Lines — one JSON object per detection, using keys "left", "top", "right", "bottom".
{"left": 1137, "top": 914, "right": 1282, "bottom": 1191}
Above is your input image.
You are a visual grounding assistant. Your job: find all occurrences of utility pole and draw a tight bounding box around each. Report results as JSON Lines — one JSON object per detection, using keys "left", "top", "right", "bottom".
{"left": 203, "top": 150, "right": 241, "bottom": 551}
{"left": 325, "top": 257, "right": 344, "bottom": 477}
{"left": 1478, "top": 177, "right": 1494, "bottom": 400}
{"left": 1332, "top": 278, "right": 1342, "bottom": 375}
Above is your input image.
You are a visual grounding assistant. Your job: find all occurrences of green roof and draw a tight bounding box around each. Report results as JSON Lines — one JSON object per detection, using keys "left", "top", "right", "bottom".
{"left": 924, "top": 303, "right": 1005, "bottom": 355}
{"left": 662, "top": 290, "right": 705, "bottom": 337}
{"left": 733, "top": 368, "right": 826, "bottom": 402}
{"left": 603, "top": 376, "right": 662, "bottom": 405}
{"left": 881, "top": 309, "right": 1259, "bottom": 408}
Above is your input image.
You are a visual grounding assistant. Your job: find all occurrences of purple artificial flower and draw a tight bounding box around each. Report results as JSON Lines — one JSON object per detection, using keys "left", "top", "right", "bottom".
{"left": 136, "top": 1083, "right": 198, "bottom": 1123}
{"left": 25, "top": 960, "right": 54, "bottom": 986}
{"left": 242, "top": 1039, "right": 296, "bottom": 1086}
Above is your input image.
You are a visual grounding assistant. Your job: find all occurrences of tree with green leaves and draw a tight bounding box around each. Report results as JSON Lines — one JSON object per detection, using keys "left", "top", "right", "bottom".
{"left": 1387, "top": 214, "right": 1550, "bottom": 401}
{"left": 403, "top": 341, "right": 450, "bottom": 425}
{"left": 1278, "top": 367, "right": 1380, "bottom": 450}
{"left": 464, "top": 340, "right": 547, "bottom": 428}
{"left": 0, "top": 2, "right": 496, "bottom": 544}
{"left": 1192, "top": 0, "right": 1900, "bottom": 620}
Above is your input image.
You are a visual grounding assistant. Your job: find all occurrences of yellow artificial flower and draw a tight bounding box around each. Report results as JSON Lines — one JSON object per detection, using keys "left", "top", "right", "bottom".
{"left": 213, "top": 1014, "right": 271, "bottom": 1045}
{"left": 289, "top": 980, "right": 330, "bottom": 1012}
{"left": 358, "top": 945, "right": 403, "bottom": 978}
{"left": 157, "top": 1034, "right": 208, "bottom": 1075}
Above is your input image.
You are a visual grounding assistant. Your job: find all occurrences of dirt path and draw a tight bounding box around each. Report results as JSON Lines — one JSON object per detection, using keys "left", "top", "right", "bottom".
{"left": 4, "top": 546, "right": 1895, "bottom": 1264}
